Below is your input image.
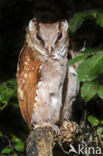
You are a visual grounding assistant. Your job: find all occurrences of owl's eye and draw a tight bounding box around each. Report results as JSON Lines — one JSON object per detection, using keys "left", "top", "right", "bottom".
{"left": 36, "top": 33, "right": 43, "bottom": 41}
{"left": 57, "top": 33, "right": 62, "bottom": 41}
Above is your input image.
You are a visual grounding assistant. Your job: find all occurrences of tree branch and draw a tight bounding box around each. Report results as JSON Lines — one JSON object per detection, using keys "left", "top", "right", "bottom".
{"left": 26, "top": 121, "right": 79, "bottom": 156}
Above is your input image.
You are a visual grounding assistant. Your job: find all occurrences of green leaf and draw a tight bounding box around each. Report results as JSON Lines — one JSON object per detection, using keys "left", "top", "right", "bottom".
{"left": 68, "top": 54, "right": 88, "bottom": 66}
{"left": 1, "top": 147, "right": 12, "bottom": 154}
{"left": 88, "top": 10, "right": 97, "bottom": 18}
{"left": 12, "top": 135, "right": 23, "bottom": 144}
{"left": 97, "top": 127, "right": 103, "bottom": 134}
{"left": 88, "top": 115, "right": 100, "bottom": 126}
{"left": 7, "top": 79, "right": 17, "bottom": 86}
{"left": 69, "top": 12, "right": 87, "bottom": 33}
{"left": 79, "top": 47, "right": 103, "bottom": 55}
{"left": 81, "top": 80, "right": 99, "bottom": 103}
{"left": 96, "top": 12, "right": 103, "bottom": 28}
{"left": 68, "top": 46, "right": 103, "bottom": 67}
{"left": 0, "top": 79, "right": 17, "bottom": 110}
{"left": 14, "top": 143, "right": 25, "bottom": 152}
{"left": 0, "top": 132, "right": 3, "bottom": 137}
{"left": 12, "top": 153, "right": 19, "bottom": 156}
{"left": 77, "top": 55, "right": 103, "bottom": 82}
{"left": 97, "top": 87, "right": 103, "bottom": 99}
{"left": 11, "top": 102, "right": 19, "bottom": 107}
{"left": 69, "top": 10, "right": 103, "bottom": 33}
{"left": 93, "top": 135, "right": 98, "bottom": 142}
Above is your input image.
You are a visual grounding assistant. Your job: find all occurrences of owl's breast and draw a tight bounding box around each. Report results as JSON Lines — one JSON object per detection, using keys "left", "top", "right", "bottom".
{"left": 31, "top": 59, "right": 68, "bottom": 125}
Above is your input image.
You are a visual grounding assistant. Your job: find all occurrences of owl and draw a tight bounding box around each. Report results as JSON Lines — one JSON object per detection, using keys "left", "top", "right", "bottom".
{"left": 17, "top": 18, "right": 79, "bottom": 134}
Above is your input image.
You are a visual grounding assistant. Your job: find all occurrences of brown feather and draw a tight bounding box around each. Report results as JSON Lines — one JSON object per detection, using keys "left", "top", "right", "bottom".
{"left": 17, "top": 43, "right": 40, "bottom": 129}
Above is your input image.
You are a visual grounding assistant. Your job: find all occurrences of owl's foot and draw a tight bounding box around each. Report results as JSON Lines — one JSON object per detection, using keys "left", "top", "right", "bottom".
{"left": 52, "top": 125, "right": 60, "bottom": 136}
{"left": 32, "top": 122, "right": 60, "bottom": 136}
{"left": 60, "top": 121, "right": 79, "bottom": 143}
{"left": 61, "top": 121, "right": 79, "bottom": 133}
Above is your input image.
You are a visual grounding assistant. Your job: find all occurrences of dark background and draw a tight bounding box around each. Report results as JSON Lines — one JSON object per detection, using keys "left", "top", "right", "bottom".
{"left": 0, "top": 0, "right": 103, "bottom": 155}
{"left": 0, "top": 0, "right": 103, "bottom": 82}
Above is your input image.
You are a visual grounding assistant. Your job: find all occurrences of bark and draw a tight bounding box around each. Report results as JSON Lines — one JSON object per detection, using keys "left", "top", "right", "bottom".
{"left": 26, "top": 121, "right": 79, "bottom": 156}
{"left": 26, "top": 127, "right": 54, "bottom": 156}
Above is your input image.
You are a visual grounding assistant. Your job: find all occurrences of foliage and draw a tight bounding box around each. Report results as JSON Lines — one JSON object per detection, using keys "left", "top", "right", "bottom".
{"left": 81, "top": 80, "right": 99, "bottom": 103}
{"left": 77, "top": 55, "right": 103, "bottom": 82}
{"left": 0, "top": 79, "right": 27, "bottom": 155}
{"left": 0, "top": 79, "right": 18, "bottom": 110}
{"left": 69, "top": 10, "right": 103, "bottom": 103}
{"left": 69, "top": 9, "right": 103, "bottom": 149}
{"left": 0, "top": 132, "right": 25, "bottom": 156}
{"left": 69, "top": 10, "right": 103, "bottom": 34}
{"left": 87, "top": 115, "right": 100, "bottom": 126}
{"left": 79, "top": 115, "right": 103, "bottom": 148}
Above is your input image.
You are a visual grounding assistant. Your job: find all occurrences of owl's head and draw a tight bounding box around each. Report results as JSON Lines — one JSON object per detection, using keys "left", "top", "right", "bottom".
{"left": 27, "top": 18, "right": 69, "bottom": 60}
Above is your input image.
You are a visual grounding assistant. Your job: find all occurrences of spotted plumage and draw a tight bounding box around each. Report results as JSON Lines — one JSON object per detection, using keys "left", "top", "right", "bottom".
{"left": 17, "top": 18, "right": 79, "bottom": 133}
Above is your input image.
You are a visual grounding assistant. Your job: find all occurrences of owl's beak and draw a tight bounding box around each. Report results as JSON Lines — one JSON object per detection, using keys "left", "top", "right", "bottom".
{"left": 47, "top": 46, "right": 53, "bottom": 54}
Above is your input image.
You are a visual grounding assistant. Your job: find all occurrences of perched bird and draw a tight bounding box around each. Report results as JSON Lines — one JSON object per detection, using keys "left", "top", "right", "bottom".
{"left": 17, "top": 18, "right": 79, "bottom": 133}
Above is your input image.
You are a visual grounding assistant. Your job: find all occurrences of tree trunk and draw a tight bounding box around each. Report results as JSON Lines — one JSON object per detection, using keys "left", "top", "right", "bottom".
{"left": 26, "top": 127, "right": 54, "bottom": 156}
{"left": 26, "top": 121, "right": 79, "bottom": 156}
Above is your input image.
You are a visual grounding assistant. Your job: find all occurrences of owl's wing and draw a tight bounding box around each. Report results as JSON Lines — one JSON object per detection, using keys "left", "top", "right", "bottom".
{"left": 17, "top": 43, "right": 40, "bottom": 129}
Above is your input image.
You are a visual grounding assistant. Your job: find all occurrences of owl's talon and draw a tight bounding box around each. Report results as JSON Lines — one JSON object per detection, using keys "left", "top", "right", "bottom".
{"left": 53, "top": 125, "right": 60, "bottom": 136}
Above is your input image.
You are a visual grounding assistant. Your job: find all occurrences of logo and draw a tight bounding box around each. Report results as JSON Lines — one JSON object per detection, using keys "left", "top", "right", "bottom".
{"left": 68, "top": 141, "right": 102, "bottom": 155}
{"left": 68, "top": 144, "right": 77, "bottom": 154}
